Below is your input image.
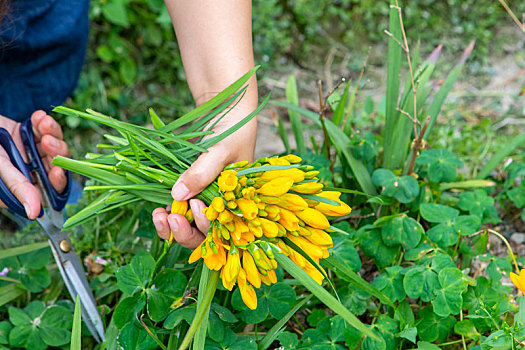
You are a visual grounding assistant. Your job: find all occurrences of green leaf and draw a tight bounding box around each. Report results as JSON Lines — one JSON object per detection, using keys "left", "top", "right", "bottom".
{"left": 487, "top": 257, "right": 512, "bottom": 281}
{"left": 454, "top": 319, "right": 479, "bottom": 339}
{"left": 41, "top": 305, "right": 73, "bottom": 329}
{"left": 0, "top": 242, "right": 49, "bottom": 261}
{"left": 458, "top": 189, "right": 500, "bottom": 224}
{"left": 403, "top": 266, "right": 439, "bottom": 302}
{"left": 330, "top": 235, "right": 361, "bottom": 273}
{"left": 415, "top": 149, "right": 463, "bottom": 182}
{"left": 273, "top": 252, "right": 378, "bottom": 340}
{"left": 102, "top": 0, "right": 129, "bottom": 27}
{"left": 285, "top": 75, "right": 305, "bottom": 154}
{"left": 381, "top": 215, "right": 423, "bottom": 249}
{"left": 417, "top": 341, "right": 441, "bottom": 350}
{"left": 426, "top": 215, "right": 481, "bottom": 247}
{"left": 361, "top": 229, "right": 398, "bottom": 268}
{"left": 116, "top": 250, "right": 155, "bottom": 295}
{"left": 9, "top": 325, "right": 45, "bottom": 350}
{"left": 118, "top": 322, "right": 158, "bottom": 350}
{"left": 398, "top": 327, "right": 417, "bottom": 344}
{"left": 277, "top": 332, "right": 299, "bottom": 349}
{"left": 147, "top": 268, "right": 187, "bottom": 322}
{"left": 233, "top": 283, "right": 296, "bottom": 323}
{"left": 70, "top": 296, "right": 81, "bottom": 350}
{"left": 113, "top": 294, "right": 146, "bottom": 329}
{"left": 416, "top": 306, "right": 456, "bottom": 342}
{"left": 432, "top": 267, "right": 468, "bottom": 317}
{"left": 259, "top": 296, "right": 311, "bottom": 350}
{"left": 372, "top": 169, "right": 419, "bottom": 203}
{"left": 419, "top": 203, "right": 459, "bottom": 223}
{"left": 372, "top": 266, "right": 406, "bottom": 303}
{"left": 163, "top": 305, "right": 195, "bottom": 329}
{"left": 0, "top": 284, "right": 24, "bottom": 308}
{"left": 478, "top": 132, "right": 525, "bottom": 179}
{"left": 8, "top": 307, "right": 31, "bottom": 326}
{"left": 0, "top": 321, "right": 12, "bottom": 345}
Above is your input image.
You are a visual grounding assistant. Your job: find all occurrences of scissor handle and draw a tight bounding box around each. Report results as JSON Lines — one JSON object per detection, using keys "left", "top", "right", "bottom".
{"left": 0, "top": 127, "right": 37, "bottom": 218}
{"left": 19, "top": 119, "right": 71, "bottom": 212}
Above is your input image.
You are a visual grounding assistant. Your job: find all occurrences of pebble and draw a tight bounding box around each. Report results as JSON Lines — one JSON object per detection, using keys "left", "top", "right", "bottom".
{"left": 511, "top": 232, "right": 525, "bottom": 244}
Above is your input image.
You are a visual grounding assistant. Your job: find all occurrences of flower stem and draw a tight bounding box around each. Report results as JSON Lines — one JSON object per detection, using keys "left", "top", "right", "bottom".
{"left": 487, "top": 229, "right": 519, "bottom": 272}
{"left": 178, "top": 270, "right": 220, "bottom": 350}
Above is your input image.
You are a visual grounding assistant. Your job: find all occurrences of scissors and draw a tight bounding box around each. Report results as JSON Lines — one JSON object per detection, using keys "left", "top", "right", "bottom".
{"left": 0, "top": 119, "right": 105, "bottom": 343}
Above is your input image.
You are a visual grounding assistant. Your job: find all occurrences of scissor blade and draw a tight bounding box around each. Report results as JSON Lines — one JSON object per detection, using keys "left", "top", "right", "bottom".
{"left": 38, "top": 216, "right": 106, "bottom": 342}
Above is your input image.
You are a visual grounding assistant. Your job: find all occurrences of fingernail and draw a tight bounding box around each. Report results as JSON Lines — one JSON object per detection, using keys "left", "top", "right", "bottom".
{"left": 172, "top": 181, "right": 190, "bottom": 201}
{"left": 168, "top": 216, "right": 179, "bottom": 232}
{"left": 50, "top": 137, "right": 60, "bottom": 148}
{"left": 23, "top": 202, "right": 32, "bottom": 218}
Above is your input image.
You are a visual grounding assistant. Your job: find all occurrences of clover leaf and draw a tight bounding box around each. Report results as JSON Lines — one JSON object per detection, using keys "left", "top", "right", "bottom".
{"left": 2, "top": 247, "right": 52, "bottom": 293}
{"left": 372, "top": 169, "right": 420, "bottom": 203}
{"left": 362, "top": 315, "right": 399, "bottom": 350}
{"left": 117, "top": 322, "right": 158, "bottom": 350}
{"left": 8, "top": 302, "right": 73, "bottom": 349}
{"left": 232, "top": 282, "right": 296, "bottom": 323}
{"left": 372, "top": 266, "right": 406, "bottom": 303}
{"left": 415, "top": 148, "right": 463, "bottom": 182}
{"left": 416, "top": 306, "right": 456, "bottom": 343}
{"left": 361, "top": 229, "right": 398, "bottom": 268}
{"left": 381, "top": 215, "right": 423, "bottom": 249}
{"left": 458, "top": 189, "right": 500, "bottom": 224}
{"left": 116, "top": 250, "right": 155, "bottom": 295}
{"left": 205, "top": 328, "right": 257, "bottom": 350}
{"left": 431, "top": 267, "right": 468, "bottom": 317}
{"left": 403, "top": 265, "right": 439, "bottom": 302}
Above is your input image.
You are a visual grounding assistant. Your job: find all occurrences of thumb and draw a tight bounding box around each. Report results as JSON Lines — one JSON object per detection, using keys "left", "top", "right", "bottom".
{"left": 171, "top": 149, "right": 229, "bottom": 201}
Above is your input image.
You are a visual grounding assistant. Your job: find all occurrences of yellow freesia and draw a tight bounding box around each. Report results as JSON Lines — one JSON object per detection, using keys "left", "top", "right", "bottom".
{"left": 511, "top": 269, "right": 525, "bottom": 295}
{"left": 237, "top": 198, "right": 258, "bottom": 220}
{"left": 218, "top": 170, "right": 238, "bottom": 192}
{"left": 257, "top": 177, "right": 294, "bottom": 197}
{"left": 296, "top": 208, "right": 330, "bottom": 229}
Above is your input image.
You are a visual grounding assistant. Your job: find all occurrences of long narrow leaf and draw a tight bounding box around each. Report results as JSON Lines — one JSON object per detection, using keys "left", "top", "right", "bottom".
{"left": 273, "top": 252, "right": 378, "bottom": 340}
{"left": 193, "top": 265, "right": 211, "bottom": 350}
{"left": 258, "top": 295, "right": 312, "bottom": 350}
{"left": 70, "top": 296, "right": 82, "bottom": 350}
{"left": 323, "top": 256, "right": 394, "bottom": 307}
{"left": 0, "top": 242, "right": 49, "bottom": 260}
{"left": 477, "top": 132, "right": 525, "bottom": 179}
{"left": 332, "top": 80, "right": 351, "bottom": 126}
{"left": 0, "top": 283, "right": 25, "bottom": 307}
{"left": 285, "top": 76, "right": 306, "bottom": 154}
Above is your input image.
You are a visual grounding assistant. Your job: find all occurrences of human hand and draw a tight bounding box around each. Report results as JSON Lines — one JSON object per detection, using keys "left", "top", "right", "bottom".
{"left": 0, "top": 110, "right": 69, "bottom": 219}
{"left": 152, "top": 105, "right": 257, "bottom": 249}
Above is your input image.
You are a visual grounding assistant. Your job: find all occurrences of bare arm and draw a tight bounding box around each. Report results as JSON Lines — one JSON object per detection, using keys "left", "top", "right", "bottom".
{"left": 153, "top": 0, "right": 258, "bottom": 248}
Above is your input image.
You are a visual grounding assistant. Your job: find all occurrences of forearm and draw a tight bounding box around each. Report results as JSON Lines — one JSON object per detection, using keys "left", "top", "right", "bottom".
{"left": 164, "top": 0, "right": 258, "bottom": 110}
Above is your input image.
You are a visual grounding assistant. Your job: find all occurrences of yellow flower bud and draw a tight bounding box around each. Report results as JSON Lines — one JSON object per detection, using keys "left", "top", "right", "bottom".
{"left": 204, "top": 207, "right": 219, "bottom": 221}
{"left": 171, "top": 199, "right": 188, "bottom": 215}
{"left": 304, "top": 171, "right": 320, "bottom": 179}
{"left": 277, "top": 193, "right": 308, "bottom": 211}
{"left": 223, "top": 249, "right": 241, "bottom": 286}
{"left": 260, "top": 269, "right": 277, "bottom": 286}
{"left": 305, "top": 227, "right": 333, "bottom": 247}
{"left": 238, "top": 268, "right": 258, "bottom": 310}
{"left": 242, "top": 253, "right": 261, "bottom": 289}
{"left": 278, "top": 208, "right": 300, "bottom": 232}
{"left": 304, "top": 263, "right": 324, "bottom": 285}
{"left": 257, "top": 177, "right": 294, "bottom": 197}
{"left": 280, "top": 154, "right": 302, "bottom": 163}
{"left": 184, "top": 209, "right": 194, "bottom": 223}
{"left": 288, "top": 235, "right": 324, "bottom": 259}
{"left": 259, "top": 218, "right": 279, "bottom": 238}
{"left": 218, "top": 210, "right": 234, "bottom": 225}
{"left": 227, "top": 201, "right": 237, "bottom": 210}
{"left": 218, "top": 170, "right": 238, "bottom": 192}
{"left": 296, "top": 208, "right": 330, "bottom": 229}
{"left": 266, "top": 157, "right": 290, "bottom": 165}
{"left": 291, "top": 182, "right": 324, "bottom": 194}
{"left": 242, "top": 187, "right": 256, "bottom": 200}
{"left": 259, "top": 169, "right": 305, "bottom": 183}
{"left": 258, "top": 195, "right": 280, "bottom": 204}
{"left": 211, "top": 197, "right": 226, "bottom": 213}
{"left": 224, "top": 191, "right": 236, "bottom": 201}
{"left": 315, "top": 191, "right": 352, "bottom": 216}
{"left": 237, "top": 198, "right": 258, "bottom": 220}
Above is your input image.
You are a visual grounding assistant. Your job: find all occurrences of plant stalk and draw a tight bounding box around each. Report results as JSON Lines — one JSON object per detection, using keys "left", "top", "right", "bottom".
{"left": 178, "top": 270, "right": 220, "bottom": 350}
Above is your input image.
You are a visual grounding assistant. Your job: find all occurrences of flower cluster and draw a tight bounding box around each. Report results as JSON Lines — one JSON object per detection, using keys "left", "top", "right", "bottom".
{"left": 185, "top": 155, "right": 350, "bottom": 309}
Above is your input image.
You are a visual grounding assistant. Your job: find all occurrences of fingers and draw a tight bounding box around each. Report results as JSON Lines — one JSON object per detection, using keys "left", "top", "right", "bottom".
{"left": 0, "top": 149, "right": 41, "bottom": 219}
{"left": 31, "top": 110, "right": 63, "bottom": 141}
{"left": 48, "top": 166, "right": 67, "bottom": 193}
{"left": 39, "top": 134, "right": 68, "bottom": 158}
{"left": 152, "top": 205, "right": 207, "bottom": 249}
{"left": 171, "top": 148, "right": 229, "bottom": 201}
{"left": 190, "top": 199, "right": 210, "bottom": 233}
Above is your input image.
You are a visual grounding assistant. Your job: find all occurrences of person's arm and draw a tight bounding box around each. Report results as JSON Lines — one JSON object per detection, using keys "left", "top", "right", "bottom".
{"left": 0, "top": 111, "right": 69, "bottom": 219}
{"left": 153, "top": 0, "right": 258, "bottom": 249}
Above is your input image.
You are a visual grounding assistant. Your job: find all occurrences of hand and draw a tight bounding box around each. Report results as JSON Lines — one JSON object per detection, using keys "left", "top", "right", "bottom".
{"left": 152, "top": 105, "right": 257, "bottom": 249}
{"left": 0, "top": 110, "right": 69, "bottom": 219}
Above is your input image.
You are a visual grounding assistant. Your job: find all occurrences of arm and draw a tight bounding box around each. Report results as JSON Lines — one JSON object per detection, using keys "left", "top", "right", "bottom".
{"left": 153, "top": 0, "right": 258, "bottom": 248}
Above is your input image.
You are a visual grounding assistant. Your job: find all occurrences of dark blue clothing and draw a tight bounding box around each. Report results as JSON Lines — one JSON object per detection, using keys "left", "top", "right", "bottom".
{"left": 0, "top": 0, "right": 89, "bottom": 121}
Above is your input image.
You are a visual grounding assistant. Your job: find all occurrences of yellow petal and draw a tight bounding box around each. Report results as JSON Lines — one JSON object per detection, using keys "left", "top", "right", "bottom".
{"left": 243, "top": 253, "right": 262, "bottom": 288}
{"left": 296, "top": 208, "right": 330, "bottom": 229}
{"left": 171, "top": 199, "right": 188, "bottom": 215}
{"left": 237, "top": 198, "right": 258, "bottom": 220}
{"left": 257, "top": 177, "right": 294, "bottom": 197}
{"left": 218, "top": 170, "right": 238, "bottom": 192}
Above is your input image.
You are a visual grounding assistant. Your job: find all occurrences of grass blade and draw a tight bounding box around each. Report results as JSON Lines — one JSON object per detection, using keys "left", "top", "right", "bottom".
{"left": 71, "top": 296, "right": 82, "bottom": 350}
{"left": 0, "top": 283, "right": 25, "bottom": 307}
{"left": 0, "top": 242, "right": 49, "bottom": 260}
{"left": 323, "top": 256, "right": 394, "bottom": 307}
{"left": 383, "top": 0, "right": 403, "bottom": 169}
{"left": 276, "top": 112, "right": 291, "bottom": 153}
{"left": 273, "top": 251, "right": 378, "bottom": 340}
{"left": 477, "top": 132, "right": 525, "bottom": 179}
{"left": 257, "top": 295, "right": 312, "bottom": 350}
{"left": 332, "top": 80, "right": 351, "bottom": 126}
{"left": 285, "top": 75, "right": 306, "bottom": 154}
{"left": 149, "top": 108, "right": 166, "bottom": 130}
{"left": 271, "top": 101, "right": 320, "bottom": 125}
{"left": 324, "top": 120, "right": 377, "bottom": 196}
{"left": 424, "top": 40, "right": 475, "bottom": 139}
{"left": 193, "top": 266, "right": 211, "bottom": 350}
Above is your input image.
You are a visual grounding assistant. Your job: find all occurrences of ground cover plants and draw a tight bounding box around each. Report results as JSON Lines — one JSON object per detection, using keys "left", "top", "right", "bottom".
{"left": 0, "top": 1, "right": 525, "bottom": 349}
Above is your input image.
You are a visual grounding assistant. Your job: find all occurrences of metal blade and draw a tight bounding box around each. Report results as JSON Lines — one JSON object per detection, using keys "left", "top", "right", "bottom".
{"left": 38, "top": 215, "right": 106, "bottom": 342}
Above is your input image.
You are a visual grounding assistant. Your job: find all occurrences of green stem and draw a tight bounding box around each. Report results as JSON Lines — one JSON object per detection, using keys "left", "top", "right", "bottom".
{"left": 486, "top": 229, "right": 519, "bottom": 272}
{"left": 178, "top": 270, "right": 220, "bottom": 350}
